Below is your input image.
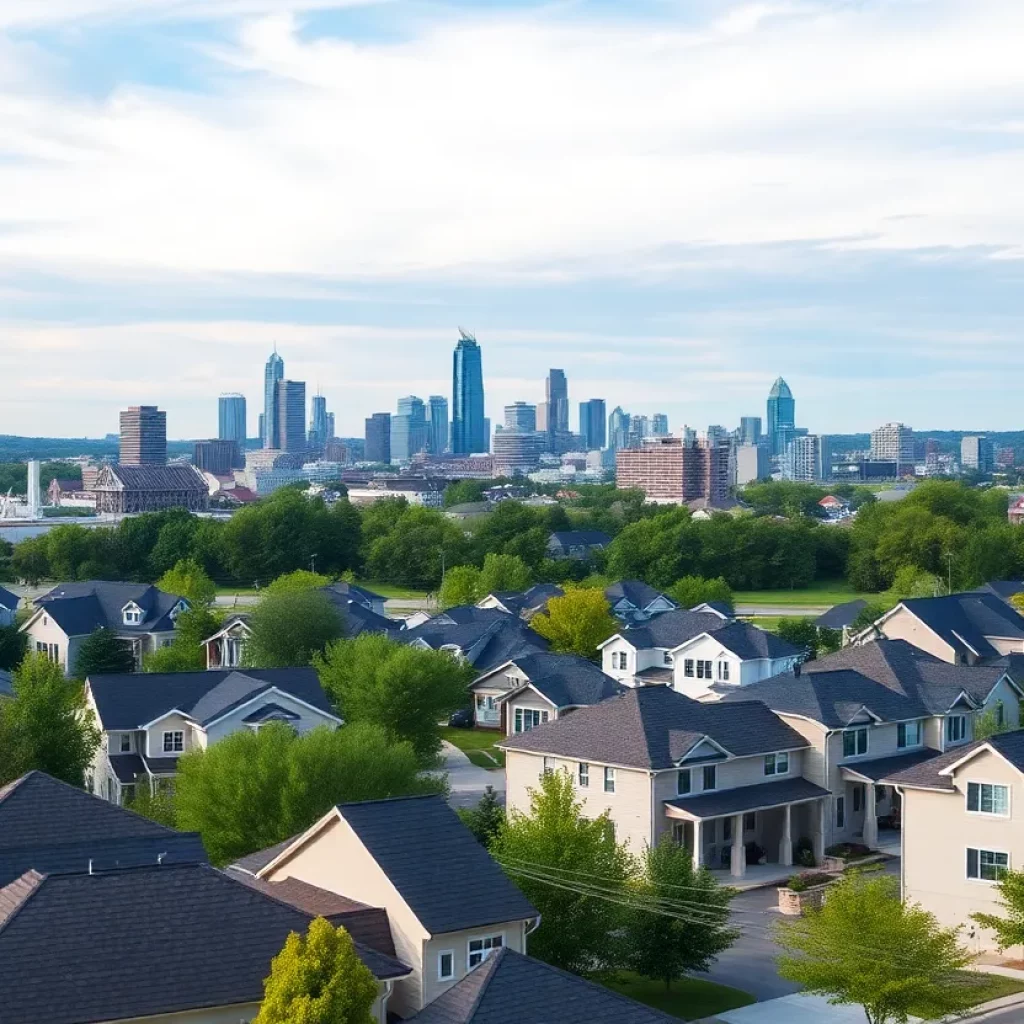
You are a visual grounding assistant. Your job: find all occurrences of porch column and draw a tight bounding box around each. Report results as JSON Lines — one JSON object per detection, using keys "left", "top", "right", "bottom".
{"left": 692, "top": 820, "right": 703, "bottom": 871}
{"left": 780, "top": 803, "right": 793, "bottom": 867}
{"left": 813, "top": 799, "right": 826, "bottom": 865}
{"left": 730, "top": 813, "right": 746, "bottom": 878}
{"left": 863, "top": 785, "right": 879, "bottom": 850}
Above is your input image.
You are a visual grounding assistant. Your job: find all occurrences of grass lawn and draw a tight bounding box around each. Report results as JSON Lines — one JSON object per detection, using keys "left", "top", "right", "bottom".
{"left": 440, "top": 726, "right": 506, "bottom": 769}
{"left": 734, "top": 580, "right": 877, "bottom": 608}
{"left": 956, "top": 972, "right": 1024, "bottom": 1008}
{"left": 356, "top": 579, "right": 431, "bottom": 600}
{"left": 601, "top": 972, "right": 755, "bottom": 1021}
{"left": 215, "top": 586, "right": 259, "bottom": 597}
{"left": 740, "top": 615, "right": 786, "bottom": 632}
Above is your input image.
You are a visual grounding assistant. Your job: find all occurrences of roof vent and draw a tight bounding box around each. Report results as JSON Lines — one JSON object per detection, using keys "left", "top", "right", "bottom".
{"left": 157, "top": 852, "right": 166, "bottom": 865}
{"left": 88, "top": 859, "right": 94, "bottom": 876}
{"left": 793, "top": 662, "right": 801, "bottom": 677}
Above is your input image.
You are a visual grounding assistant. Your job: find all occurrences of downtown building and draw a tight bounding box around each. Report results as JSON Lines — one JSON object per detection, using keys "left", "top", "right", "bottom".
{"left": 870, "top": 422, "right": 915, "bottom": 476}
{"left": 119, "top": 406, "right": 167, "bottom": 466}
{"left": 426, "top": 395, "right": 449, "bottom": 455}
{"left": 766, "top": 377, "right": 795, "bottom": 456}
{"left": 364, "top": 412, "right": 391, "bottom": 464}
{"left": 218, "top": 393, "right": 247, "bottom": 445}
{"left": 275, "top": 380, "right": 307, "bottom": 455}
{"left": 493, "top": 402, "right": 545, "bottom": 477}
{"left": 451, "top": 330, "right": 486, "bottom": 454}
{"left": 391, "top": 396, "right": 428, "bottom": 463}
{"left": 578, "top": 399, "right": 607, "bottom": 450}
{"left": 961, "top": 435, "right": 995, "bottom": 474}
{"left": 782, "top": 434, "right": 833, "bottom": 482}
{"left": 615, "top": 435, "right": 731, "bottom": 506}
{"left": 263, "top": 349, "right": 284, "bottom": 448}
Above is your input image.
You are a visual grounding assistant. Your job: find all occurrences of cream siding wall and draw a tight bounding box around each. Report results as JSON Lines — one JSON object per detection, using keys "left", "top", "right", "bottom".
{"left": 877, "top": 608, "right": 958, "bottom": 662}
{"left": 144, "top": 714, "right": 198, "bottom": 758}
{"left": 776, "top": 716, "right": 829, "bottom": 789}
{"left": 23, "top": 612, "right": 73, "bottom": 672}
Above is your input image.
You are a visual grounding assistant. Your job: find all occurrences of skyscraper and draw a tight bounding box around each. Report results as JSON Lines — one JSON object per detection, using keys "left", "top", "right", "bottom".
{"left": 608, "top": 407, "right": 631, "bottom": 451}
{"left": 504, "top": 402, "right": 537, "bottom": 432}
{"left": 276, "top": 380, "right": 307, "bottom": 454}
{"left": 870, "top": 422, "right": 914, "bottom": 475}
{"left": 391, "top": 396, "right": 428, "bottom": 462}
{"left": 783, "top": 435, "right": 822, "bottom": 482}
{"left": 326, "top": 412, "right": 335, "bottom": 442}
{"left": 365, "top": 413, "right": 391, "bottom": 464}
{"left": 961, "top": 435, "right": 994, "bottom": 473}
{"left": 651, "top": 414, "right": 669, "bottom": 437}
{"left": 451, "top": 330, "right": 486, "bottom": 455}
{"left": 119, "top": 406, "right": 167, "bottom": 466}
{"left": 218, "top": 393, "right": 247, "bottom": 444}
{"left": 263, "top": 348, "right": 284, "bottom": 449}
{"left": 546, "top": 370, "right": 569, "bottom": 431}
{"left": 309, "top": 394, "right": 328, "bottom": 450}
{"left": 739, "top": 416, "right": 762, "bottom": 446}
{"left": 766, "top": 378, "right": 795, "bottom": 456}
{"left": 579, "top": 399, "right": 607, "bottom": 450}
{"left": 427, "top": 395, "right": 449, "bottom": 455}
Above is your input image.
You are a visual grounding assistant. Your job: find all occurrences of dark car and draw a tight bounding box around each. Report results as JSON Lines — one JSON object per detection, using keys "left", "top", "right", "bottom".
{"left": 448, "top": 707, "right": 475, "bottom": 728}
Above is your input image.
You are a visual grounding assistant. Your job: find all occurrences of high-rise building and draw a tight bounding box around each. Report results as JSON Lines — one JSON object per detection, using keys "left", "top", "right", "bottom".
{"left": 818, "top": 435, "right": 834, "bottom": 482}
{"left": 546, "top": 369, "right": 569, "bottom": 432}
{"left": 275, "top": 380, "right": 307, "bottom": 454}
{"left": 870, "top": 422, "right": 915, "bottom": 475}
{"left": 326, "top": 412, "right": 335, "bottom": 442}
{"left": 735, "top": 444, "right": 769, "bottom": 486}
{"left": 706, "top": 425, "right": 729, "bottom": 447}
{"left": 766, "top": 378, "right": 795, "bottom": 456}
{"left": 263, "top": 349, "right": 285, "bottom": 449}
{"left": 258, "top": 413, "right": 265, "bottom": 446}
{"left": 452, "top": 330, "right": 486, "bottom": 454}
{"left": 309, "top": 394, "right": 329, "bottom": 451}
{"left": 961, "top": 435, "right": 994, "bottom": 474}
{"left": 426, "top": 396, "right": 449, "bottom": 456}
{"left": 739, "top": 416, "right": 762, "bottom": 446}
{"left": 391, "top": 396, "right": 428, "bottom": 463}
{"left": 119, "top": 405, "right": 167, "bottom": 466}
{"left": 579, "top": 399, "right": 607, "bottom": 450}
{"left": 608, "top": 407, "right": 631, "bottom": 451}
{"left": 194, "top": 439, "right": 239, "bottom": 475}
{"left": 365, "top": 413, "right": 391, "bottom": 464}
{"left": 651, "top": 414, "right": 669, "bottom": 437}
{"left": 615, "top": 436, "right": 730, "bottom": 505}
{"left": 482, "top": 417, "right": 491, "bottom": 453}
{"left": 504, "top": 402, "right": 537, "bottom": 433}
{"left": 492, "top": 430, "right": 546, "bottom": 476}
{"left": 218, "top": 393, "right": 247, "bottom": 445}
{"left": 783, "top": 435, "right": 822, "bottom": 482}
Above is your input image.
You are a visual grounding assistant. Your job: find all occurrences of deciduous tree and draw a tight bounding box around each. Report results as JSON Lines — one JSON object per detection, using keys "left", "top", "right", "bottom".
{"left": 0, "top": 623, "right": 28, "bottom": 672}
{"left": 478, "top": 553, "right": 533, "bottom": 595}
{"left": 155, "top": 558, "right": 216, "bottom": 606}
{"left": 439, "top": 565, "right": 482, "bottom": 609}
{"left": 530, "top": 588, "right": 617, "bottom": 659}
{"left": 667, "top": 575, "right": 734, "bottom": 611}
{"left": 144, "top": 606, "right": 222, "bottom": 673}
{"left": 243, "top": 589, "right": 344, "bottom": 668}
{"left": 263, "top": 569, "right": 332, "bottom": 595}
{"left": 972, "top": 867, "right": 1024, "bottom": 950}
{"left": 73, "top": 627, "right": 136, "bottom": 678}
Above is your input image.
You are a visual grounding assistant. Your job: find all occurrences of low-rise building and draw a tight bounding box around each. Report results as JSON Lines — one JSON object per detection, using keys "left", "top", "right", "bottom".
{"left": 0, "top": 584, "right": 18, "bottom": 627}
{"left": 93, "top": 463, "right": 209, "bottom": 513}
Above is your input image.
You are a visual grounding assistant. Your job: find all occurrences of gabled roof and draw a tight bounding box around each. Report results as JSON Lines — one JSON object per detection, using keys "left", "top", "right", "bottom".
{"left": 896, "top": 592, "right": 1024, "bottom": 659}
{"left": 31, "top": 581, "right": 186, "bottom": 636}
{"left": 335, "top": 599, "right": 400, "bottom": 638}
{"left": 690, "top": 600, "right": 734, "bottom": 619}
{"left": 978, "top": 580, "right": 1024, "bottom": 604}
{"left": 605, "top": 580, "right": 673, "bottom": 611}
{"left": 814, "top": 599, "right": 868, "bottom": 629}
{"left": 0, "top": 585, "right": 18, "bottom": 612}
{"left": 96, "top": 463, "right": 208, "bottom": 493}
{"left": 88, "top": 667, "right": 336, "bottom": 731}
{"left": 676, "top": 620, "right": 801, "bottom": 661}
{"left": 603, "top": 608, "right": 730, "bottom": 651}
{"left": 548, "top": 530, "right": 612, "bottom": 548}
{"left": 408, "top": 948, "right": 679, "bottom": 1024}
{"left": 399, "top": 616, "right": 548, "bottom": 673}
{"left": 477, "top": 584, "right": 565, "bottom": 618}
{"left": 335, "top": 796, "right": 537, "bottom": 935}
{"left": 500, "top": 686, "right": 808, "bottom": 769}
{"left": 497, "top": 652, "right": 624, "bottom": 709}
{"left": 0, "top": 863, "right": 409, "bottom": 1024}
{"left": 718, "top": 640, "right": 1014, "bottom": 728}
{"left": 883, "top": 734, "right": 1024, "bottom": 791}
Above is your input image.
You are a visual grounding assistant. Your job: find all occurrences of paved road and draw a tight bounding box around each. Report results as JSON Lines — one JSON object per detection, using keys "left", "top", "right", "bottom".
{"left": 441, "top": 741, "right": 505, "bottom": 810}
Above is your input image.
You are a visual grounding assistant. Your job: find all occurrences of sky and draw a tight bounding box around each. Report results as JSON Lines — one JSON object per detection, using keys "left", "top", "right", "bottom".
{"left": 2, "top": 0, "right": 1024, "bottom": 441}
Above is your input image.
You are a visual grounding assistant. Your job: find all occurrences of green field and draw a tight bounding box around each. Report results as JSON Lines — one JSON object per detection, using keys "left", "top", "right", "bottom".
{"left": 601, "top": 972, "right": 754, "bottom": 1020}
{"left": 734, "top": 580, "right": 877, "bottom": 608}
{"left": 356, "top": 579, "right": 431, "bottom": 600}
{"left": 441, "top": 726, "right": 506, "bottom": 769}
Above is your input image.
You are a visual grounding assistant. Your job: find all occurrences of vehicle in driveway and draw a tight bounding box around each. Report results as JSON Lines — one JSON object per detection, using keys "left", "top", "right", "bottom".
{"left": 448, "top": 707, "right": 474, "bottom": 728}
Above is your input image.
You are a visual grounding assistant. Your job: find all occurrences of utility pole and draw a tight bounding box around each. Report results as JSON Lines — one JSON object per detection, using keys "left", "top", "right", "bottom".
{"left": 947, "top": 551, "right": 954, "bottom": 595}
{"left": 310, "top": 553, "right": 317, "bottom": 574}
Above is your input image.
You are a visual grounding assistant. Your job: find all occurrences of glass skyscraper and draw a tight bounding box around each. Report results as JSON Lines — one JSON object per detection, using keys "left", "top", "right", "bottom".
{"left": 391, "top": 395, "right": 428, "bottom": 462}
{"left": 218, "top": 393, "right": 247, "bottom": 444}
{"left": 426, "top": 395, "right": 449, "bottom": 455}
{"left": 451, "top": 330, "right": 486, "bottom": 454}
{"left": 263, "top": 348, "right": 284, "bottom": 448}
{"left": 276, "top": 379, "right": 307, "bottom": 454}
{"left": 579, "top": 399, "right": 607, "bottom": 450}
{"left": 740, "top": 416, "right": 762, "bottom": 446}
{"left": 766, "top": 378, "right": 795, "bottom": 456}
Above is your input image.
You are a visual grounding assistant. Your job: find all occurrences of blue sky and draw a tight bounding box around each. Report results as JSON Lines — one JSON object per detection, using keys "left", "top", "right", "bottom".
{"left": 2, "top": 0, "right": 1024, "bottom": 440}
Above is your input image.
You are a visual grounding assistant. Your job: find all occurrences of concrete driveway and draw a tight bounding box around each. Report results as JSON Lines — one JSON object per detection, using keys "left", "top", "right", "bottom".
{"left": 442, "top": 741, "right": 505, "bottom": 810}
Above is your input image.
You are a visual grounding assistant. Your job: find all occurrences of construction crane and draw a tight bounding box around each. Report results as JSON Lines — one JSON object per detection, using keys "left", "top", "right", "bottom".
{"left": 458, "top": 327, "right": 477, "bottom": 343}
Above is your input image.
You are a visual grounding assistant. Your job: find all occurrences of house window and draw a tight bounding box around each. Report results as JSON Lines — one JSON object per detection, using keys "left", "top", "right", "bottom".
{"left": 677, "top": 769, "right": 691, "bottom": 795}
{"left": 764, "top": 752, "right": 789, "bottom": 776}
{"left": 743, "top": 812, "right": 756, "bottom": 831}
{"left": 672, "top": 822, "right": 686, "bottom": 846}
{"left": 123, "top": 606, "right": 141, "bottom": 625}
{"left": 119, "top": 733, "right": 131, "bottom": 753}
{"left": 946, "top": 715, "right": 967, "bottom": 745}
{"left": 842, "top": 727, "right": 869, "bottom": 758}
{"left": 514, "top": 708, "right": 549, "bottom": 733}
{"left": 163, "top": 730, "right": 184, "bottom": 753}
{"left": 967, "top": 782, "right": 1010, "bottom": 817}
{"left": 996, "top": 701, "right": 1005, "bottom": 727}
{"left": 438, "top": 951, "right": 455, "bottom": 981}
{"left": 835, "top": 796, "right": 846, "bottom": 830}
{"left": 613, "top": 651, "right": 628, "bottom": 671}
{"left": 897, "top": 721, "right": 922, "bottom": 749}
{"left": 467, "top": 934, "right": 503, "bottom": 969}
{"left": 718, "top": 661, "right": 730, "bottom": 682}
{"left": 578, "top": 762, "right": 589, "bottom": 788}
{"left": 684, "top": 659, "right": 695, "bottom": 678}
{"left": 35, "top": 641, "right": 59, "bottom": 661}
{"left": 604, "top": 767, "right": 616, "bottom": 793}
{"left": 702, "top": 765, "right": 717, "bottom": 791}
{"left": 696, "top": 660, "right": 713, "bottom": 679}
{"left": 967, "top": 848, "right": 1009, "bottom": 883}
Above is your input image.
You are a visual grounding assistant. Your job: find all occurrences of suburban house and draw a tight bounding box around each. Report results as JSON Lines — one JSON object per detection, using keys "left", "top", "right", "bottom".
{"left": 0, "top": 584, "right": 18, "bottom": 626}
{"left": 477, "top": 583, "right": 565, "bottom": 620}
{"left": 203, "top": 614, "right": 252, "bottom": 669}
{"left": 858, "top": 592, "right": 1024, "bottom": 665}
{"left": 604, "top": 580, "right": 678, "bottom": 623}
{"left": 814, "top": 598, "right": 869, "bottom": 643}
{"left": 230, "top": 795, "right": 539, "bottom": 1018}
{"left": 20, "top": 580, "right": 188, "bottom": 675}
{"left": 85, "top": 666, "right": 341, "bottom": 804}
{"left": 599, "top": 609, "right": 801, "bottom": 692}
{"left": 545, "top": 530, "right": 612, "bottom": 560}
{"left": 468, "top": 652, "right": 624, "bottom": 732}
{"left": 501, "top": 686, "right": 831, "bottom": 878}
{"left": 1010, "top": 495, "right": 1024, "bottom": 527}
{"left": 977, "top": 580, "right": 1024, "bottom": 606}
{"left": 885, "top": 730, "right": 1024, "bottom": 954}
{"left": 719, "top": 640, "right": 1023, "bottom": 853}
{"left": 325, "top": 581, "right": 388, "bottom": 616}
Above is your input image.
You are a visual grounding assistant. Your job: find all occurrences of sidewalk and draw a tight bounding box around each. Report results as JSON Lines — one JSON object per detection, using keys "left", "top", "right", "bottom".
{"left": 441, "top": 741, "right": 505, "bottom": 809}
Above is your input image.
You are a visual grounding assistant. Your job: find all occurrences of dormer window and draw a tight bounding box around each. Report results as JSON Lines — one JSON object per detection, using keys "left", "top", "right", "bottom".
{"left": 169, "top": 600, "right": 188, "bottom": 623}
{"left": 122, "top": 603, "right": 143, "bottom": 626}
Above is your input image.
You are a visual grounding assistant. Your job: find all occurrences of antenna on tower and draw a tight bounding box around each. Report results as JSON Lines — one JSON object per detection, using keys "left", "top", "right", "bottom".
{"left": 458, "top": 327, "right": 476, "bottom": 343}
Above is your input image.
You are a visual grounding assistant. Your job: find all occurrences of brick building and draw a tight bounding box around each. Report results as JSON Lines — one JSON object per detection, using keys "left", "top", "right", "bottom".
{"left": 615, "top": 436, "right": 730, "bottom": 505}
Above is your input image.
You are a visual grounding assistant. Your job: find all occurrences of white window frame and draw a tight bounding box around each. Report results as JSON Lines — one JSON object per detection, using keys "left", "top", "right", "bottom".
{"left": 437, "top": 950, "right": 455, "bottom": 981}
{"left": 702, "top": 765, "right": 717, "bottom": 791}
{"left": 946, "top": 715, "right": 967, "bottom": 745}
{"left": 604, "top": 767, "right": 616, "bottom": 793}
{"left": 842, "top": 727, "right": 869, "bottom": 759}
{"left": 718, "top": 660, "right": 730, "bottom": 682}
{"left": 514, "top": 707, "right": 549, "bottom": 734}
{"left": 967, "top": 847, "right": 1010, "bottom": 884}
{"left": 119, "top": 733, "right": 132, "bottom": 753}
{"left": 696, "top": 659, "right": 713, "bottom": 680}
{"left": 764, "top": 752, "right": 789, "bottom": 777}
{"left": 542, "top": 756, "right": 554, "bottom": 775}
{"left": 684, "top": 659, "right": 695, "bottom": 678}
{"left": 966, "top": 781, "right": 1011, "bottom": 818}
{"left": 663, "top": 650, "right": 673, "bottom": 665}
{"left": 163, "top": 730, "right": 184, "bottom": 753}
{"left": 467, "top": 933, "right": 504, "bottom": 970}
{"left": 897, "top": 720, "right": 922, "bottom": 749}
{"left": 578, "top": 762, "right": 589, "bottom": 788}
{"left": 123, "top": 605, "right": 142, "bottom": 626}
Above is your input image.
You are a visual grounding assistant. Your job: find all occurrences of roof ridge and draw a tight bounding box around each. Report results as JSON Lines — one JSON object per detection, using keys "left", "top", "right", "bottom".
{"left": 0, "top": 869, "right": 46, "bottom": 937}
{"left": 460, "top": 945, "right": 508, "bottom": 1019}
{"left": 337, "top": 793, "right": 440, "bottom": 809}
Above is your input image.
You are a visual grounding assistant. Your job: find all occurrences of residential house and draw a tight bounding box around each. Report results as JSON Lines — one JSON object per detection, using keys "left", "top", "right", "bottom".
{"left": 814, "top": 598, "right": 868, "bottom": 644}
{"left": 501, "top": 686, "right": 831, "bottom": 877}
{"left": 1009, "top": 495, "right": 1024, "bottom": 527}
{"left": 886, "top": 731, "right": 1024, "bottom": 954}
{"left": 468, "top": 652, "right": 624, "bottom": 732}
{"left": 976, "top": 580, "right": 1024, "bottom": 606}
{"left": 545, "top": 530, "right": 612, "bottom": 560}
{"left": 21, "top": 580, "right": 188, "bottom": 675}
{"left": 477, "top": 583, "right": 564, "bottom": 620}
{"left": 718, "top": 640, "right": 1022, "bottom": 852}
{"left": 203, "top": 614, "right": 252, "bottom": 669}
{"left": 407, "top": 947, "right": 679, "bottom": 1024}
{"left": 85, "top": 666, "right": 341, "bottom": 804}
{"left": 0, "top": 584, "right": 18, "bottom": 626}
{"left": 230, "top": 795, "right": 539, "bottom": 1018}
{"left": 324, "top": 581, "right": 388, "bottom": 617}
{"left": 859, "top": 592, "right": 1024, "bottom": 665}
{"left": 604, "top": 580, "right": 678, "bottom": 623}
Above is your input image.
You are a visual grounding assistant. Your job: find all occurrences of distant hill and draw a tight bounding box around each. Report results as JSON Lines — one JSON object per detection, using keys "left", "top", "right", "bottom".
{"left": 0, "top": 435, "right": 196, "bottom": 462}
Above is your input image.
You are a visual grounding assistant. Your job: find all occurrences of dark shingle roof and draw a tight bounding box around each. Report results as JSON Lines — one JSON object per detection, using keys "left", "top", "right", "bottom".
{"left": 500, "top": 686, "right": 809, "bottom": 768}
{"left": 898, "top": 593, "right": 1024, "bottom": 659}
{"left": 88, "top": 666, "right": 336, "bottom": 730}
{"left": 719, "top": 640, "right": 1011, "bottom": 727}
{"left": 606, "top": 580, "right": 672, "bottom": 611}
{"left": 337, "top": 796, "right": 537, "bottom": 935}
{"left": 666, "top": 778, "right": 831, "bottom": 819}
{"left": 502, "top": 652, "right": 624, "bottom": 709}
{"left": 319, "top": 589, "right": 399, "bottom": 638}
{"left": 0, "top": 862, "right": 409, "bottom": 1024}
{"left": 107, "top": 752, "right": 146, "bottom": 784}
{"left": 98, "top": 463, "right": 208, "bottom": 493}
{"left": 613, "top": 608, "right": 731, "bottom": 651}
{"left": 694, "top": 620, "right": 801, "bottom": 660}
{"left": 400, "top": 616, "right": 549, "bottom": 673}
{"left": 478, "top": 584, "right": 565, "bottom": 618}
{"left": 839, "top": 749, "right": 939, "bottom": 782}
{"left": 814, "top": 599, "right": 868, "bottom": 629}
{"left": 408, "top": 948, "right": 679, "bottom": 1024}
{"left": 0, "top": 585, "right": 18, "bottom": 612}
{"left": 979, "top": 581, "right": 1024, "bottom": 604}
{"left": 549, "top": 530, "right": 612, "bottom": 549}
{"left": 231, "top": 834, "right": 298, "bottom": 875}
{"left": 322, "top": 581, "right": 385, "bottom": 606}
{"left": 34, "top": 581, "right": 185, "bottom": 636}
{"left": 885, "top": 730, "right": 1024, "bottom": 791}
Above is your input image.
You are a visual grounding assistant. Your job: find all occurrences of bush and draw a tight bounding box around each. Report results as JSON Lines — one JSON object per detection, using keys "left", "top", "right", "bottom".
{"left": 825, "top": 842, "right": 871, "bottom": 861}
{"left": 786, "top": 872, "right": 834, "bottom": 892}
{"left": 745, "top": 841, "right": 766, "bottom": 865}
{"left": 794, "top": 836, "right": 816, "bottom": 868}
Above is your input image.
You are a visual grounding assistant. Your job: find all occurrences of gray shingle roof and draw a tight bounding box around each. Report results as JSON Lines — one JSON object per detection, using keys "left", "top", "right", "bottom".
{"left": 666, "top": 777, "right": 831, "bottom": 819}
{"left": 34, "top": 581, "right": 185, "bottom": 636}
{"left": 814, "top": 599, "right": 868, "bottom": 629}
{"left": 0, "top": 862, "right": 409, "bottom": 1024}
{"left": 548, "top": 530, "right": 612, "bottom": 549}
{"left": 337, "top": 796, "right": 537, "bottom": 935}
{"left": 0, "top": 585, "right": 18, "bottom": 611}
{"left": 885, "top": 730, "right": 1024, "bottom": 791}
{"left": 407, "top": 948, "right": 680, "bottom": 1024}
{"left": 400, "top": 616, "right": 549, "bottom": 673}
{"left": 839, "top": 749, "right": 939, "bottom": 782}
{"left": 478, "top": 584, "right": 565, "bottom": 618}
{"left": 718, "top": 640, "right": 1010, "bottom": 727}
{"left": 614, "top": 609, "right": 731, "bottom": 651}
{"left": 502, "top": 652, "right": 624, "bottom": 709}
{"left": 500, "top": 686, "right": 809, "bottom": 768}
{"left": 606, "top": 580, "right": 672, "bottom": 611}
{"left": 693, "top": 620, "right": 801, "bottom": 660}
{"left": 979, "top": 580, "right": 1024, "bottom": 604}
{"left": 322, "top": 581, "right": 385, "bottom": 606}
{"left": 97, "top": 463, "right": 208, "bottom": 493}
{"left": 898, "top": 593, "right": 1024, "bottom": 659}
{"left": 88, "top": 666, "right": 335, "bottom": 730}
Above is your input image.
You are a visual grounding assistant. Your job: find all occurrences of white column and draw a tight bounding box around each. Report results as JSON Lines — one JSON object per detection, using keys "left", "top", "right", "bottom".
{"left": 730, "top": 814, "right": 746, "bottom": 877}
{"left": 863, "top": 785, "right": 879, "bottom": 849}
{"left": 813, "top": 799, "right": 826, "bottom": 864}
{"left": 780, "top": 803, "right": 793, "bottom": 867}
{"left": 692, "top": 820, "right": 703, "bottom": 871}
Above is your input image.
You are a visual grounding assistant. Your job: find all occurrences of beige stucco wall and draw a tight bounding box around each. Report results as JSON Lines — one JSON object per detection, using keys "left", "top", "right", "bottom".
{"left": 878, "top": 608, "right": 958, "bottom": 662}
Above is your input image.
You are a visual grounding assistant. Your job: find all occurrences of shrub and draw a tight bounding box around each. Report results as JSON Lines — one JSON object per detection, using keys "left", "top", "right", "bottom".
{"left": 786, "top": 872, "right": 834, "bottom": 892}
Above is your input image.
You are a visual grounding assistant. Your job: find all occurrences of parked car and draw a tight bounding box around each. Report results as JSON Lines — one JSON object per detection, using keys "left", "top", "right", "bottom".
{"left": 448, "top": 707, "right": 474, "bottom": 728}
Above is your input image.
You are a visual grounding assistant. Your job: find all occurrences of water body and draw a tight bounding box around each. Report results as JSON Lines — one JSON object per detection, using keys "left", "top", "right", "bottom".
{"left": 0, "top": 519, "right": 109, "bottom": 543}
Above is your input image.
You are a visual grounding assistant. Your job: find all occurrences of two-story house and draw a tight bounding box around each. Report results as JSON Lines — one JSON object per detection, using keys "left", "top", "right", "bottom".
{"left": 230, "top": 795, "right": 539, "bottom": 1018}
{"left": 718, "top": 639, "right": 1023, "bottom": 853}
{"left": 20, "top": 581, "right": 188, "bottom": 675}
{"left": 885, "top": 731, "right": 1024, "bottom": 955}
{"left": 0, "top": 584, "right": 18, "bottom": 627}
{"left": 85, "top": 666, "right": 341, "bottom": 804}
{"left": 604, "top": 580, "right": 678, "bottom": 623}
{"left": 501, "top": 686, "right": 831, "bottom": 879}
{"left": 468, "top": 652, "right": 624, "bottom": 732}
{"left": 476, "top": 584, "right": 565, "bottom": 620}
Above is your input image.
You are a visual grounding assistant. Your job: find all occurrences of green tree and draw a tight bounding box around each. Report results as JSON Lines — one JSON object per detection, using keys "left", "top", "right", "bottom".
{"left": 439, "top": 565, "right": 483, "bottom": 609}
{"left": 623, "top": 836, "right": 738, "bottom": 989}
{"left": 776, "top": 872, "right": 979, "bottom": 1024}
{"left": 316, "top": 634, "right": 475, "bottom": 763}
{"left": 174, "top": 722, "right": 444, "bottom": 865}
{"left": 0, "top": 653, "right": 100, "bottom": 786}
{"left": 531, "top": 588, "right": 618, "bottom": 659}
{"left": 850, "top": 600, "right": 894, "bottom": 636}
{"left": 1011, "top": 593, "right": 1024, "bottom": 614}
{"left": 155, "top": 558, "right": 216, "bottom": 606}
{"left": 0, "top": 624, "right": 28, "bottom": 672}
{"left": 667, "top": 575, "right": 734, "bottom": 611}
{"left": 478, "top": 553, "right": 533, "bottom": 594}
{"left": 126, "top": 779, "right": 178, "bottom": 827}
{"left": 362, "top": 504, "right": 469, "bottom": 590}
{"left": 458, "top": 786, "right": 505, "bottom": 848}
{"left": 264, "top": 569, "right": 332, "bottom": 595}
{"left": 244, "top": 589, "right": 344, "bottom": 668}
{"left": 443, "top": 479, "right": 488, "bottom": 507}
{"left": 888, "top": 565, "right": 941, "bottom": 600}
{"left": 774, "top": 618, "right": 821, "bottom": 660}
{"left": 143, "top": 606, "right": 222, "bottom": 673}
{"left": 972, "top": 867, "right": 1024, "bottom": 950}
{"left": 73, "top": 627, "right": 136, "bottom": 678}
{"left": 973, "top": 703, "right": 1011, "bottom": 741}
{"left": 491, "top": 770, "right": 633, "bottom": 974}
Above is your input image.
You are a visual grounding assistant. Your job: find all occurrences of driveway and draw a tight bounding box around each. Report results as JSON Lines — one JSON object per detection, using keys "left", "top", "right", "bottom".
{"left": 442, "top": 741, "right": 505, "bottom": 810}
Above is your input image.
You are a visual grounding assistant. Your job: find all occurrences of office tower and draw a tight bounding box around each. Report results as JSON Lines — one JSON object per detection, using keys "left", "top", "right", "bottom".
{"left": 275, "top": 380, "right": 307, "bottom": 454}
{"left": 258, "top": 413, "right": 265, "bottom": 447}
{"left": 536, "top": 403, "right": 549, "bottom": 432}
{"left": 651, "top": 413, "right": 669, "bottom": 437}
{"left": 309, "top": 394, "right": 328, "bottom": 450}
{"left": 482, "top": 418, "right": 491, "bottom": 453}
{"left": 817, "top": 435, "right": 834, "bottom": 482}
{"left": 766, "top": 377, "right": 795, "bottom": 456}
{"left": 119, "top": 405, "right": 167, "bottom": 466}
{"left": 735, "top": 444, "right": 770, "bottom": 486}
{"left": 426, "top": 395, "right": 449, "bottom": 456}
{"left": 326, "top": 412, "right": 335, "bottom": 442}
{"left": 504, "top": 402, "right": 537, "bottom": 432}
{"left": 579, "top": 399, "right": 607, "bottom": 450}
{"left": 365, "top": 412, "right": 391, "bottom": 464}
{"left": 194, "top": 439, "right": 239, "bottom": 475}
{"left": 263, "top": 348, "right": 285, "bottom": 449}
{"left": 961, "top": 435, "right": 994, "bottom": 473}
{"left": 870, "top": 422, "right": 915, "bottom": 476}
{"left": 627, "top": 416, "right": 650, "bottom": 448}
{"left": 739, "top": 416, "right": 762, "bottom": 446}
{"left": 546, "top": 369, "right": 569, "bottom": 433}
{"left": 218, "top": 393, "right": 247, "bottom": 444}
{"left": 391, "top": 396, "right": 428, "bottom": 463}
{"left": 608, "top": 407, "right": 631, "bottom": 451}
{"left": 451, "top": 329, "right": 485, "bottom": 454}
{"left": 492, "top": 430, "right": 546, "bottom": 476}
{"left": 680, "top": 425, "right": 697, "bottom": 446}
{"left": 783, "top": 435, "right": 821, "bottom": 482}
{"left": 615, "top": 436, "right": 730, "bottom": 505}
{"left": 706, "top": 424, "right": 729, "bottom": 447}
